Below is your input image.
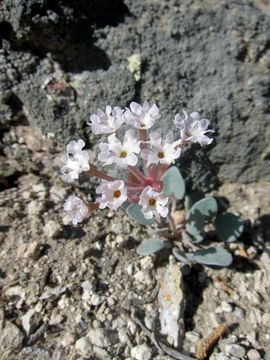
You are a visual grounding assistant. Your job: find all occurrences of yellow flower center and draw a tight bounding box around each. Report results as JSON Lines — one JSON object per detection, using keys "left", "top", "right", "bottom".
{"left": 158, "top": 151, "right": 165, "bottom": 158}
{"left": 148, "top": 198, "right": 156, "bottom": 206}
{"left": 113, "top": 190, "right": 121, "bottom": 198}
{"left": 119, "top": 151, "right": 127, "bottom": 158}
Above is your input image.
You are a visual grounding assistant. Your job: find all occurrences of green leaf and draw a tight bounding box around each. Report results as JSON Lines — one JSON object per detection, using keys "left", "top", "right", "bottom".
{"left": 215, "top": 212, "right": 244, "bottom": 242}
{"left": 136, "top": 239, "right": 165, "bottom": 256}
{"left": 185, "top": 223, "right": 205, "bottom": 243}
{"left": 126, "top": 204, "right": 154, "bottom": 226}
{"left": 161, "top": 166, "right": 185, "bottom": 200}
{"left": 185, "top": 197, "right": 218, "bottom": 242}
{"left": 187, "top": 197, "right": 218, "bottom": 220}
{"left": 187, "top": 247, "right": 233, "bottom": 267}
{"left": 121, "top": 201, "right": 131, "bottom": 210}
{"left": 152, "top": 227, "right": 170, "bottom": 234}
{"left": 172, "top": 247, "right": 191, "bottom": 263}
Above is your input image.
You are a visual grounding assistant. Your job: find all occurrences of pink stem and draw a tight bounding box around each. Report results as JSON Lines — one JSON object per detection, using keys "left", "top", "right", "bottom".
{"left": 174, "top": 139, "right": 188, "bottom": 150}
{"left": 126, "top": 185, "right": 144, "bottom": 191}
{"left": 88, "top": 167, "right": 115, "bottom": 181}
{"left": 127, "top": 166, "right": 146, "bottom": 183}
{"left": 87, "top": 202, "right": 100, "bottom": 210}
{"left": 139, "top": 129, "right": 147, "bottom": 142}
{"left": 168, "top": 213, "right": 177, "bottom": 234}
{"left": 138, "top": 129, "right": 149, "bottom": 172}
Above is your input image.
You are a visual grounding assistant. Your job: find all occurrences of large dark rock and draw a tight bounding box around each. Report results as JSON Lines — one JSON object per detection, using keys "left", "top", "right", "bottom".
{"left": 0, "top": 0, "right": 270, "bottom": 189}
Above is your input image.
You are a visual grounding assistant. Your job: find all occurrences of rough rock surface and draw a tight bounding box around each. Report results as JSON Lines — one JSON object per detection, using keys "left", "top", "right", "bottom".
{"left": 1, "top": 0, "right": 270, "bottom": 189}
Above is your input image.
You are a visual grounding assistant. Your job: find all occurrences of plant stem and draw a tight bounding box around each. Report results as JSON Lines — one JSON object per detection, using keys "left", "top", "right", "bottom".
{"left": 126, "top": 185, "right": 144, "bottom": 191}
{"left": 88, "top": 167, "right": 115, "bottom": 181}
{"left": 127, "top": 166, "right": 146, "bottom": 183}
{"left": 87, "top": 203, "right": 99, "bottom": 210}
{"left": 139, "top": 129, "right": 147, "bottom": 142}
{"left": 168, "top": 212, "right": 177, "bottom": 234}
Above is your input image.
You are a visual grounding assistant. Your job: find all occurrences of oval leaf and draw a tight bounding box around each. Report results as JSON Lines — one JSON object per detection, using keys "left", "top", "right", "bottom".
{"left": 161, "top": 166, "right": 185, "bottom": 200}
{"left": 187, "top": 247, "right": 233, "bottom": 267}
{"left": 137, "top": 239, "right": 165, "bottom": 256}
{"left": 187, "top": 197, "right": 218, "bottom": 220}
{"left": 126, "top": 204, "right": 154, "bottom": 226}
{"left": 186, "top": 197, "right": 218, "bottom": 242}
{"left": 185, "top": 223, "right": 205, "bottom": 243}
{"left": 215, "top": 212, "right": 244, "bottom": 242}
{"left": 121, "top": 201, "right": 131, "bottom": 210}
{"left": 172, "top": 247, "right": 190, "bottom": 264}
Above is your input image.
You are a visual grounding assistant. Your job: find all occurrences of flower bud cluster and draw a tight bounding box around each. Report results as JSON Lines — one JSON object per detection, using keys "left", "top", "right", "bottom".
{"left": 61, "top": 101, "right": 214, "bottom": 225}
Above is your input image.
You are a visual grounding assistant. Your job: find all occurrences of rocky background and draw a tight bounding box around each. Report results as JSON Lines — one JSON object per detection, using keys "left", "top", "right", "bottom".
{"left": 1, "top": 0, "right": 270, "bottom": 189}
{"left": 0, "top": 1, "right": 270, "bottom": 360}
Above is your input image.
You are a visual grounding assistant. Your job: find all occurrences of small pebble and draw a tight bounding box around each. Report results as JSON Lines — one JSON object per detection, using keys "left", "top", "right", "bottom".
{"left": 225, "top": 344, "right": 246, "bottom": 358}
{"left": 89, "top": 293, "right": 103, "bottom": 306}
{"left": 44, "top": 220, "right": 61, "bottom": 238}
{"left": 0, "top": 321, "right": 24, "bottom": 353}
{"left": 247, "top": 349, "right": 261, "bottom": 360}
{"left": 27, "top": 200, "right": 44, "bottom": 216}
{"left": 115, "top": 234, "right": 125, "bottom": 245}
{"left": 107, "top": 296, "right": 116, "bottom": 306}
{"left": 144, "top": 315, "right": 155, "bottom": 331}
{"left": 221, "top": 301, "right": 233, "bottom": 313}
{"left": 226, "top": 335, "right": 238, "bottom": 344}
{"left": 185, "top": 331, "right": 201, "bottom": 342}
{"left": 213, "top": 354, "right": 230, "bottom": 360}
{"left": 262, "top": 312, "right": 270, "bottom": 326}
{"left": 250, "top": 308, "right": 262, "bottom": 326}
{"left": 246, "top": 291, "right": 262, "bottom": 306}
{"left": 75, "top": 337, "right": 92, "bottom": 357}
{"left": 21, "top": 308, "right": 40, "bottom": 336}
{"left": 127, "top": 320, "right": 137, "bottom": 335}
{"left": 118, "top": 328, "right": 129, "bottom": 344}
{"left": 140, "top": 256, "right": 153, "bottom": 270}
{"left": 131, "top": 344, "right": 152, "bottom": 360}
{"left": 233, "top": 306, "right": 245, "bottom": 320}
{"left": 126, "top": 264, "right": 133, "bottom": 276}
{"left": 87, "top": 328, "right": 118, "bottom": 348}
{"left": 107, "top": 314, "right": 113, "bottom": 322}
{"left": 61, "top": 334, "right": 76, "bottom": 347}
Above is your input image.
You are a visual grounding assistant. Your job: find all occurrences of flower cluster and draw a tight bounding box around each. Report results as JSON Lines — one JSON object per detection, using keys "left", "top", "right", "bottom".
{"left": 61, "top": 101, "right": 214, "bottom": 225}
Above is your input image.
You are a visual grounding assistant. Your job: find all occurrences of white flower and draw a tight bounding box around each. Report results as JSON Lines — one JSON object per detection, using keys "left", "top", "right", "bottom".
{"left": 98, "top": 129, "right": 141, "bottom": 168}
{"left": 141, "top": 131, "right": 181, "bottom": 167}
{"left": 174, "top": 111, "right": 214, "bottom": 146}
{"left": 66, "top": 139, "right": 85, "bottom": 154}
{"left": 96, "top": 180, "right": 127, "bottom": 210}
{"left": 61, "top": 139, "right": 90, "bottom": 181}
{"left": 139, "top": 186, "right": 169, "bottom": 220}
{"left": 87, "top": 106, "right": 124, "bottom": 134}
{"left": 64, "top": 195, "right": 89, "bottom": 225}
{"left": 123, "top": 101, "right": 160, "bottom": 129}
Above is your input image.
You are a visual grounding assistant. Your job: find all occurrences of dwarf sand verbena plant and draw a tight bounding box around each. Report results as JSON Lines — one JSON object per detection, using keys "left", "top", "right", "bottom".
{"left": 60, "top": 101, "right": 243, "bottom": 267}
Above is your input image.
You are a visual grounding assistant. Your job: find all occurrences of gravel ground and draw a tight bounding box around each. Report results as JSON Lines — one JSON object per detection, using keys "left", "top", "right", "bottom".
{"left": 0, "top": 126, "right": 269, "bottom": 360}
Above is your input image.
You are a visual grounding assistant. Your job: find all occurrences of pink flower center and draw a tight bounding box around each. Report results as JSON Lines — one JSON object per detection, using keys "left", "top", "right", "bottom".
{"left": 144, "top": 177, "right": 154, "bottom": 187}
